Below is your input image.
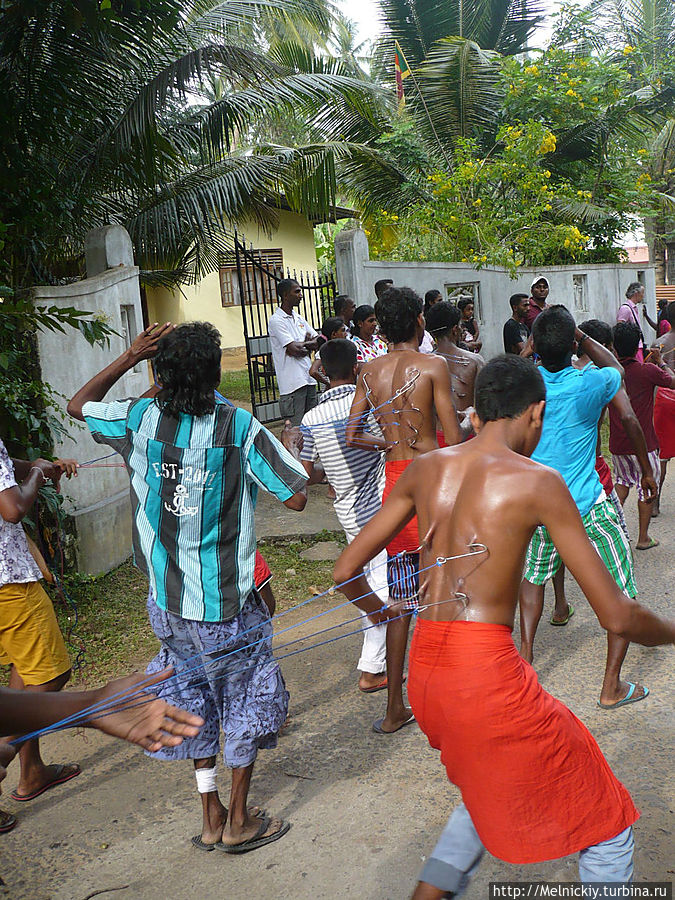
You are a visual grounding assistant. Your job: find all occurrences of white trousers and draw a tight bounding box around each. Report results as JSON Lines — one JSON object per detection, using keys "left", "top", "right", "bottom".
{"left": 345, "top": 530, "right": 388, "bottom": 674}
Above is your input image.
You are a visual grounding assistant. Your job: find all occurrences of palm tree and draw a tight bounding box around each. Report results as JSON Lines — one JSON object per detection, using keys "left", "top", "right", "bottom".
{"left": 376, "top": 0, "right": 545, "bottom": 153}
{"left": 0, "top": 0, "right": 395, "bottom": 290}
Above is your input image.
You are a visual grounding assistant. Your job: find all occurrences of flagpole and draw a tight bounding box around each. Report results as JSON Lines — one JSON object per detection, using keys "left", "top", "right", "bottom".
{"left": 396, "top": 42, "right": 452, "bottom": 170}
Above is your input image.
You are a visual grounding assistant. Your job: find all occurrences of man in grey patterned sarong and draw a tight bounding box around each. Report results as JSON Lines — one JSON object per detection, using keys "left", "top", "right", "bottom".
{"left": 69, "top": 321, "right": 334, "bottom": 854}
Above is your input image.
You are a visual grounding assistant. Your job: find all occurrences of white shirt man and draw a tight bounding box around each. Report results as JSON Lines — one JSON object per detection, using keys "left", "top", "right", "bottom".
{"left": 268, "top": 279, "right": 320, "bottom": 424}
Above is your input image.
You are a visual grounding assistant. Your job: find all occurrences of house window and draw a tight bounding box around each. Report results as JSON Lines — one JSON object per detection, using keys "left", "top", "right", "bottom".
{"left": 220, "top": 249, "right": 285, "bottom": 307}
{"left": 573, "top": 274, "right": 588, "bottom": 314}
{"left": 444, "top": 282, "right": 482, "bottom": 320}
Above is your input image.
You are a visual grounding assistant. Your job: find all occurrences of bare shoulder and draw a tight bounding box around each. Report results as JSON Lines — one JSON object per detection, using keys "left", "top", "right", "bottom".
{"left": 424, "top": 353, "right": 452, "bottom": 376}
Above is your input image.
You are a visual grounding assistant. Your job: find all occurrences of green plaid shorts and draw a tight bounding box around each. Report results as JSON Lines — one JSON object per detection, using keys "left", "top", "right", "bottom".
{"left": 524, "top": 497, "right": 637, "bottom": 598}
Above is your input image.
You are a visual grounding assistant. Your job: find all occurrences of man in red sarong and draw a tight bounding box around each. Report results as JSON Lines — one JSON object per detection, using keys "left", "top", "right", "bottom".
{"left": 346, "top": 286, "right": 461, "bottom": 734}
{"left": 335, "top": 355, "right": 675, "bottom": 894}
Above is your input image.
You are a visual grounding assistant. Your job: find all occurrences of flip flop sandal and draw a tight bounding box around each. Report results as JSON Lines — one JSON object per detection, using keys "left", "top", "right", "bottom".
{"left": 10, "top": 764, "right": 81, "bottom": 802}
{"left": 0, "top": 810, "right": 17, "bottom": 834}
{"left": 191, "top": 807, "right": 266, "bottom": 850}
{"left": 215, "top": 817, "right": 291, "bottom": 855}
{"left": 550, "top": 602, "right": 575, "bottom": 626}
{"left": 636, "top": 538, "right": 659, "bottom": 550}
{"left": 597, "top": 683, "right": 650, "bottom": 710}
{"left": 359, "top": 674, "right": 406, "bottom": 694}
{"left": 372, "top": 712, "right": 416, "bottom": 734}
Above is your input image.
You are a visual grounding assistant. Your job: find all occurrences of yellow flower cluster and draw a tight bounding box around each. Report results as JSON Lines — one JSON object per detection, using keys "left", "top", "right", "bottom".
{"left": 623, "top": 45, "right": 634, "bottom": 55}
{"left": 563, "top": 226, "right": 590, "bottom": 250}
{"left": 524, "top": 65, "right": 539, "bottom": 76}
{"left": 576, "top": 190, "right": 593, "bottom": 199}
{"left": 539, "top": 132, "right": 557, "bottom": 154}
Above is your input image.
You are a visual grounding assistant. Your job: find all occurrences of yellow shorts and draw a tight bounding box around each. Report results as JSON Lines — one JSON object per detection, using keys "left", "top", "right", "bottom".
{"left": 0, "top": 581, "right": 70, "bottom": 685}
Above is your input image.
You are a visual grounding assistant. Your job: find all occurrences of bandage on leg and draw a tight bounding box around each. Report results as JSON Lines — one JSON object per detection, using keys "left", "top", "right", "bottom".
{"left": 195, "top": 766, "right": 217, "bottom": 794}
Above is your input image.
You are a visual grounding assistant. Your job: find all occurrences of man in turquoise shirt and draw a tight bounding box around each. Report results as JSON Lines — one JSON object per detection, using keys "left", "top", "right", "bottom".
{"left": 520, "top": 306, "right": 654, "bottom": 710}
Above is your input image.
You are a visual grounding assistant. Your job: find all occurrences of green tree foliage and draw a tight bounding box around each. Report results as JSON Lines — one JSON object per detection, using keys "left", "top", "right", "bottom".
{"left": 366, "top": 121, "right": 598, "bottom": 270}
{"left": 0, "top": 0, "right": 393, "bottom": 291}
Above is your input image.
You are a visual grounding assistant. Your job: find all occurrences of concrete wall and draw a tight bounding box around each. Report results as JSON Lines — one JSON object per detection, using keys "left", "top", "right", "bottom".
{"left": 35, "top": 228, "right": 149, "bottom": 574}
{"left": 146, "top": 210, "right": 320, "bottom": 349}
{"left": 335, "top": 229, "right": 657, "bottom": 360}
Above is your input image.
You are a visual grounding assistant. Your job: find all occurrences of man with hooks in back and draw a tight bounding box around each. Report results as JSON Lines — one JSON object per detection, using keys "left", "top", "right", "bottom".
{"left": 336, "top": 355, "right": 675, "bottom": 895}
{"left": 346, "top": 287, "right": 461, "bottom": 734}
{"left": 68, "top": 323, "right": 394, "bottom": 854}
{"left": 426, "top": 301, "right": 484, "bottom": 445}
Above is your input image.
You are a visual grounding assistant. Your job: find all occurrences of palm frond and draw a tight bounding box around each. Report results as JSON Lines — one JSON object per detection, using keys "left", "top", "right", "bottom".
{"left": 414, "top": 37, "right": 503, "bottom": 144}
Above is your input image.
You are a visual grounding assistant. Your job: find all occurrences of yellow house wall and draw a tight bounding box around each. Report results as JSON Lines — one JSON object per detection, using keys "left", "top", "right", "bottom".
{"left": 146, "top": 210, "right": 319, "bottom": 349}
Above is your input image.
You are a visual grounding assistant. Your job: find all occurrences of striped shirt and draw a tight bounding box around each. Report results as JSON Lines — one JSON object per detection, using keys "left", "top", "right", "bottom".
{"left": 300, "top": 384, "right": 384, "bottom": 534}
{"left": 83, "top": 398, "right": 306, "bottom": 622}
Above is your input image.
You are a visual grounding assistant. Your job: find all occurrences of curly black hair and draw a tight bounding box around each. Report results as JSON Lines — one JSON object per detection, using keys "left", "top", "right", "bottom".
{"left": 154, "top": 322, "right": 222, "bottom": 417}
{"left": 375, "top": 286, "right": 423, "bottom": 344}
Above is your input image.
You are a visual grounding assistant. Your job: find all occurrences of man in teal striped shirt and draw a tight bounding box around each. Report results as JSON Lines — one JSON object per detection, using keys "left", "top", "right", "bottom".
{"left": 67, "top": 322, "right": 317, "bottom": 853}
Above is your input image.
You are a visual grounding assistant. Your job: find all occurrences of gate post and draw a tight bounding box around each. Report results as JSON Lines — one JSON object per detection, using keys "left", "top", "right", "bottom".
{"left": 334, "top": 227, "right": 369, "bottom": 300}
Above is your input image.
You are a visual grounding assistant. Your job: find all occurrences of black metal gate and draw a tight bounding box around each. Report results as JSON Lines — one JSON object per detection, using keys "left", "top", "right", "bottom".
{"left": 234, "top": 235, "right": 336, "bottom": 423}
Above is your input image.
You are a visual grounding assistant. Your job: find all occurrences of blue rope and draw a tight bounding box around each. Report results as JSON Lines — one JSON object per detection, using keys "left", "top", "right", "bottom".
{"left": 12, "top": 552, "right": 460, "bottom": 744}
{"left": 59, "top": 604, "right": 431, "bottom": 729}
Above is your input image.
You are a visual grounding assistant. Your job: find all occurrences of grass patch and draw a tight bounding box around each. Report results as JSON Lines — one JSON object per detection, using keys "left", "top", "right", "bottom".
{"left": 219, "top": 368, "right": 252, "bottom": 403}
{"left": 258, "top": 533, "right": 346, "bottom": 614}
{"left": 51, "top": 562, "right": 159, "bottom": 687}
{"left": 1, "top": 534, "right": 346, "bottom": 688}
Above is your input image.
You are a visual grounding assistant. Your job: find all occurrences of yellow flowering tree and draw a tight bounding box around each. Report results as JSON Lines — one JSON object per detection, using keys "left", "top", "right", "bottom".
{"left": 366, "top": 122, "right": 598, "bottom": 272}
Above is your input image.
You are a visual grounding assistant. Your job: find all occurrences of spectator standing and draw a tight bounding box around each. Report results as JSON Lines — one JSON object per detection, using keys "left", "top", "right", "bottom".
{"left": 0, "top": 446, "right": 79, "bottom": 831}
{"left": 457, "top": 298, "right": 482, "bottom": 352}
{"left": 374, "top": 279, "right": 393, "bottom": 302}
{"left": 523, "top": 276, "right": 550, "bottom": 331}
{"left": 424, "top": 289, "right": 442, "bottom": 316}
{"left": 350, "top": 305, "right": 388, "bottom": 365}
{"left": 503, "top": 293, "right": 532, "bottom": 355}
{"left": 616, "top": 282, "right": 647, "bottom": 362}
{"left": 609, "top": 322, "right": 675, "bottom": 549}
{"left": 333, "top": 295, "right": 356, "bottom": 330}
{"left": 310, "top": 317, "right": 348, "bottom": 387}
{"left": 643, "top": 297, "right": 668, "bottom": 337}
{"left": 268, "top": 279, "right": 320, "bottom": 425}
{"left": 654, "top": 302, "right": 675, "bottom": 511}
{"left": 657, "top": 298, "right": 672, "bottom": 337}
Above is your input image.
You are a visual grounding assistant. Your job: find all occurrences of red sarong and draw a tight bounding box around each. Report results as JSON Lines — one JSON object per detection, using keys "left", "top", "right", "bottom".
{"left": 408, "top": 619, "right": 638, "bottom": 864}
{"left": 654, "top": 387, "right": 675, "bottom": 460}
{"left": 383, "top": 459, "right": 419, "bottom": 556}
{"left": 254, "top": 550, "right": 272, "bottom": 590}
{"left": 595, "top": 454, "right": 613, "bottom": 494}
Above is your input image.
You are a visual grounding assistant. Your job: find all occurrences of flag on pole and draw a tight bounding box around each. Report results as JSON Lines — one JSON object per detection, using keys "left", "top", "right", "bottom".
{"left": 394, "top": 41, "right": 411, "bottom": 107}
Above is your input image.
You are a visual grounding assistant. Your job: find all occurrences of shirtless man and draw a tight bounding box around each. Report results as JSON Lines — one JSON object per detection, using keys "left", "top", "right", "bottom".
{"left": 335, "top": 355, "right": 675, "bottom": 896}
{"left": 346, "top": 286, "right": 461, "bottom": 733}
{"left": 426, "top": 301, "right": 483, "bottom": 441}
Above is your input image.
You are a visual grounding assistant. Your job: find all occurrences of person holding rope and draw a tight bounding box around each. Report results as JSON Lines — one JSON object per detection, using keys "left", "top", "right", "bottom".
{"left": 69, "top": 321, "right": 365, "bottom": 855}
{"left": 0, "top": 439, "right": 78, "bottom": 832}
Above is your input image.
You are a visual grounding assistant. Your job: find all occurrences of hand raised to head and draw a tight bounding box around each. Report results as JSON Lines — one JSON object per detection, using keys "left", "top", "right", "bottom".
{"left": 129, "top": 322, "right": 174, "bottom": 362}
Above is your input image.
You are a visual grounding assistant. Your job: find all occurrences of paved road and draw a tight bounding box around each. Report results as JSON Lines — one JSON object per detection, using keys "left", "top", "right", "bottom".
{"left": 2, "top": 486, "right": 673, "bottom": 899}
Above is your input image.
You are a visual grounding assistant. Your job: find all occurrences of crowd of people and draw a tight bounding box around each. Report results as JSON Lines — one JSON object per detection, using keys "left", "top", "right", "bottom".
{"left": 0, "top": 273, "right": 674, "bottom": 895}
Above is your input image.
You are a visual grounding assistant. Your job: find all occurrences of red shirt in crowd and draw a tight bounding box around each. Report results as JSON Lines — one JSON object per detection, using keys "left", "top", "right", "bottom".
{"left": 523, "top": 299, "right": 547, "bottom": 331}
{"left": 608, "top": 357, "right": 672, "bottom": 455}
